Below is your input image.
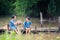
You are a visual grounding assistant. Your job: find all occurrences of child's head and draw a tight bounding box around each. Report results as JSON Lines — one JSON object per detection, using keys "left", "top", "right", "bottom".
{"left": 26, "top": 17, "right": 30, "bottom": 21}
{"left": 11, "top": 15, "right": 16, "bottom": 20}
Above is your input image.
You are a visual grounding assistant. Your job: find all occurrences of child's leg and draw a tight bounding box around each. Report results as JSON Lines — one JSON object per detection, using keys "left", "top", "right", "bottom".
{"left": 27, "top": 28, "right": 31, "bottom": 34}
{"left": 29, "top": 28, "right": 31, "bottom": 34}
{"left": 26, "top": 28, "right": 31, "bottom": 34}
{"left": 26, "top": 28, "right": 29, "bottom": 34}
{"left": 14, "top": 27, "right": 18, "bottom": 34}
{"left": 14, "top": 29, "right": 18, "bottom": 34}
{"left": 26, "top": 28, "right": 28, "bottom": 34}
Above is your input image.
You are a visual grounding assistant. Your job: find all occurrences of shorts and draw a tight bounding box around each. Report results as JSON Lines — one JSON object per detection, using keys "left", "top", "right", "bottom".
{"left": 10, "top": 26, "right": 17, "bottom": 30}
{"left": 24, "top": 27, "right": 30, "bottom": 31}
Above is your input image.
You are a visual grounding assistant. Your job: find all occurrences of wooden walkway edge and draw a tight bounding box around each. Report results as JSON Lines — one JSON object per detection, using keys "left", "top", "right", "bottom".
{"left": 20, "top": 27, "right": 59, "bottom": 32}
{"left": 0, "top": 27, "right": 59, "bottom": 34}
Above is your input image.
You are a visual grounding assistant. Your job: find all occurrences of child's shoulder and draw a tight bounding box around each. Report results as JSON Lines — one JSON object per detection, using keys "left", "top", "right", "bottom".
{"left": 29, "top": 21, "right": 32, "bottom": 24}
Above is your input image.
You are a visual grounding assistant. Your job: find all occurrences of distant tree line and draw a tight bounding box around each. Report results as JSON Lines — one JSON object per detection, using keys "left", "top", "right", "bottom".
{"left": 0, "top": 0, "right": 60, "bottom": 17}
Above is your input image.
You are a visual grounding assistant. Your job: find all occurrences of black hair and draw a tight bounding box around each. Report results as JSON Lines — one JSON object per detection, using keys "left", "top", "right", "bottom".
{"left": 26, "top": 17, "right": 30, "bottom": 20}
{"left": 11, "top": 15, "right": 16, "bottom": 19}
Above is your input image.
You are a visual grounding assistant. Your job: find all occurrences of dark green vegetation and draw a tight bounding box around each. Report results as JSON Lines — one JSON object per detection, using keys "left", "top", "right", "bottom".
{"left": 0, "top": 0, "right": 60, "bottom": 18}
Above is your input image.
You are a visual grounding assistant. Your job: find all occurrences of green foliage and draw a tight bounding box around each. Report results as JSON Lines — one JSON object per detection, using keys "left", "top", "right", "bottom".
{"left": 0, "top": 0, "right": 10, "bottom": 15}
{"left": 13, "top": 0, "right": 27, "bottom": 16}
{"left": 48, "top": 0, "right": 56, "bottom": 17}
{"left": 0, "top": 0, "right": 60, "bottom": 17}
{"left": 13, "top": 0, "right": 39, "bottom": 16}
{"left": 0, "top": 0, "right": 39, "bottom": 16}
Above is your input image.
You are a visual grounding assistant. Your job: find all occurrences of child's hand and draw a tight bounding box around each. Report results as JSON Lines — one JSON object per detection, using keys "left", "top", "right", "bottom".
{"left": 17, "top": 20, "right": 22, "bottom": 25}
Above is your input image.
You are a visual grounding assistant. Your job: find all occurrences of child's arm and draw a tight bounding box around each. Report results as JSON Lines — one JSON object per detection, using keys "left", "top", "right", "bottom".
{"left": 15, "top": 20, "right": 22, "bottom": 26}
{"left": 30, "top": 22, "right": 32, "bottom": 30}
{"left": 30, "top": 21, "right": 32, "bottom": 27}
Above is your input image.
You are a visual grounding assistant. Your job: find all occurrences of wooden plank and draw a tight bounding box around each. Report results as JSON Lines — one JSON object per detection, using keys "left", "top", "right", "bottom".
{"left": 20, "top": 27, "right": 59, "bottom": 32}
{"left": 36, "top": 27, "right": 58, "bottom": 32}
{"left": 0, "top": 27, "right": 59, "bottom": 32}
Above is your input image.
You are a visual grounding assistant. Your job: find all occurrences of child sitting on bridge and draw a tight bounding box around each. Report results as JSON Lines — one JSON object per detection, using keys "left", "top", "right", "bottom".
{"left": 8, "top": 15, "right": 22, "bottom": 34}
{"left": 23, "top": 17, "right": 32, "bottom": 34}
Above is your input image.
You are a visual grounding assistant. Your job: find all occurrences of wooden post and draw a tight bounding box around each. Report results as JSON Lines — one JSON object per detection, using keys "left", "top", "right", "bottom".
{"left": 40, "top": 12, "right": 43, "bottom": 27}
{"left": 58, "top": 16, "right": 60, "bottom": 31}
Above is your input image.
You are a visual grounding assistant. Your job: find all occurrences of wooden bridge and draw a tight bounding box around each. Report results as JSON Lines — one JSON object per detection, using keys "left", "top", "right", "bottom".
{"left": 0, "top": 26, "right": 60, "bottom": 34}
{"left": 20, "top": 27, "right": 59, "bottom": 34}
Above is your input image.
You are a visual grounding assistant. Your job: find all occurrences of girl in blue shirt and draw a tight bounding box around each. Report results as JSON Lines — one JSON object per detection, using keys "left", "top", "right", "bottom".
{"left": 24, "top": 17, "right": 32, "bottom": 34}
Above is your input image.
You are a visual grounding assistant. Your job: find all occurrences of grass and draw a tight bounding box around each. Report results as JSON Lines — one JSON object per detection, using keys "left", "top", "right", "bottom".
{"left": 0, "top": 32, "right": 60, "bottom": 40}
{"left": 0, "top": 16, "right": 60, "bottom": 40}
